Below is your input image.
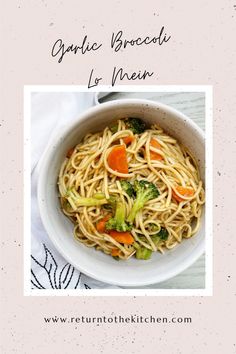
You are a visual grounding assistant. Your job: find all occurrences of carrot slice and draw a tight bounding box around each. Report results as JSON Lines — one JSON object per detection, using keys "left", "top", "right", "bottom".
{"left": 66, "top": 147, "right": 75, "bottom": 158}
{"left": 172, "top": 185, "right": 194, "bottom": 202}
{"left": 150, "top": 138, "right": 163, "bottom": 160}
{"left": 111, "top": 248, "right": 120, "bottom": 257}
{"left": 123, "top": 136, "right": 135, "bottom": 145}
{"left": 109, "top": 231, "right": 134, "bottom": 245}
{"left": 96, "top": 215, "right": 111, "bottom": 233}
{"left": 107, "top": 145, "right": 129, "bottom": 174}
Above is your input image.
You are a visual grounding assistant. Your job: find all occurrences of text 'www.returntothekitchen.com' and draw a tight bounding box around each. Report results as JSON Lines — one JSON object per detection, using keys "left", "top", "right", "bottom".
{"left": 43, "top": 315, "right": 192, "bottom": 325}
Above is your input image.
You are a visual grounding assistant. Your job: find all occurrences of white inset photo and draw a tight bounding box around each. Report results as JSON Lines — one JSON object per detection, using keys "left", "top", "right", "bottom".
{"left": 24, "top": 86, "right": 212, "bottom": 296}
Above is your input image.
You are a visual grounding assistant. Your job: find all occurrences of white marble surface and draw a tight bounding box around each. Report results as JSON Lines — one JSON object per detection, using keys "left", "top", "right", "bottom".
{"left": 101, "top": 91, "right": 205, "bottom": 289}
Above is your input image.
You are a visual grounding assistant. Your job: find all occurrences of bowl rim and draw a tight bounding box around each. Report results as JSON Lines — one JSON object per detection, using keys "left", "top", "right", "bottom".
{"left": 37, "top": 98, "right": 205, "bottom": 287}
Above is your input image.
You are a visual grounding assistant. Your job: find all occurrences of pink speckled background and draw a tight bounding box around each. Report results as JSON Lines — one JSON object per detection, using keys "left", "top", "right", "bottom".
{"left": 1, "top": 1, "right": 236, "bottom": 353}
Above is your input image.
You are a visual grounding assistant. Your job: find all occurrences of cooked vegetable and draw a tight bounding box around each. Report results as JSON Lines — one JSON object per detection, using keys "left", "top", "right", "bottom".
{"left": 105, "top": 199, "right": 132, "bottom": 232}
{"left": 96, "top": 215, "right": 111, "bottom": 233}
{"left": 109, "top": 123, "right": 118, "bottom": 134}
{"left": 109, "top": 230, "right": 134, "bottom": 245}
{"left": 103, "top": 204, "right": 113, "bottom": 211}
{"left": 107, "top": 145, "right": 128, "bottom": 174}
{"left": 123, "top": 136, "right": 135, "bottom": 145}
{"left": 93, "top": 192, "right": 108, "bottom": 200}
{"left": 111, "top": 248, "right": 120, "bottom": 257}
{"left": 107, "top": 195, "right": 117, "bottom": 207}
{"left": 66, "top": 188, "right": 108, "bottom": 209}
{"left": 172, "top": 185, "right": 194, "bottom": 202}
{"left": 157, "top": 227, "right": 169, "bottom": 240}
{"left": 125, "top": 118, "right": 146, "bottom": 134}
{"left": 152, "top": 227, "right": 169, "bottom": 245}
{"left": 127, "top": 180, "right": 159, "bottom": 223}
{"left": 149, "top": 223, "right": 160, "bottom": 232}
{"left": 102, "top": 195, "right": 117, "bottom": 211}
{"left": 135, "top": 246, "right": 152, "bottom": 260}
{"left": 150, "top": 138, "right": 163, "bottom": 160}
{"left": 120, "top": 180, "right": 135, "bottom": 198}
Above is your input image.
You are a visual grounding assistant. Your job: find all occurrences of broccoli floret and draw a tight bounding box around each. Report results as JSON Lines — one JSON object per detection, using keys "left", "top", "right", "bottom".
{"left": 125, "top": 118, "right": 146, "bottom": 134}
{"left": 120, "top": 180, "right": 135, "bottom": 198}
{"left": 135, "top": 246, "right": 152, "bottom": 260}
{"left": 127, "top": 180, "right": 159, "bottom": 223}
{"left": 109, "top": 123, "right": 118, "bottom": 134}
{"left": 66, "top": 188, "right": 108, "bottom": 209}
{"left": 102, "top": 195, "right": 117, "bottom": 211}
{"left": 105, "top": 199, "right": 132, "bottom": 232}
{"left": 156, "top": 227, "right": 169, "bottom": 240}
{"left": 151, "top": 227, "right": 169, "bottom": 245}
{"left": 134, "top": 228, "right": 168, "bottom": 258}
{"left": 133, "top": 241, "right": 152, "bottom": 259}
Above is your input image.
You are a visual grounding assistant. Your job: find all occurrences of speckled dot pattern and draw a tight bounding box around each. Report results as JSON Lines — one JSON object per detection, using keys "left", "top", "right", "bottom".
{"left": 1, "top": 0, "right": 236, "bottom": 353}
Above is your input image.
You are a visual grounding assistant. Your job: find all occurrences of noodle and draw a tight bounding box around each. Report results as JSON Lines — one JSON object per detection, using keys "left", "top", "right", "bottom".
{"left": 58, "top": 119, "right": 205, "bottom": 260}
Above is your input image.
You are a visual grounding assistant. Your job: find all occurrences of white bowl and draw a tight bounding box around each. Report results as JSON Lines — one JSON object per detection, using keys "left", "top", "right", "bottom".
{"left": 37, "top": 99, "right": 205, "bottom": 287}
